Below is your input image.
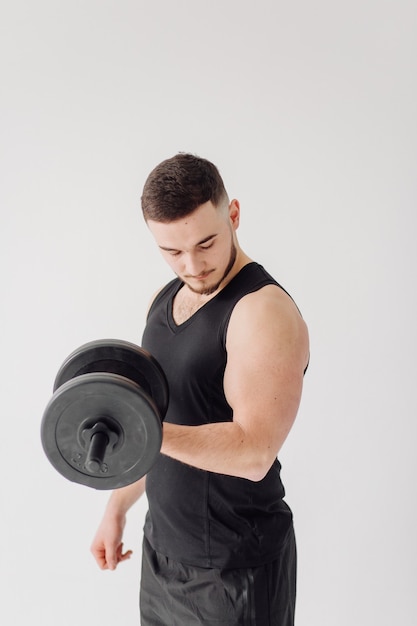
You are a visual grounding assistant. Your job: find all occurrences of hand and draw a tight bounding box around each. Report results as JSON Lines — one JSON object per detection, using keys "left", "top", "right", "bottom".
{"left": 90, "top": 513, "right": 133, "bottom": 571}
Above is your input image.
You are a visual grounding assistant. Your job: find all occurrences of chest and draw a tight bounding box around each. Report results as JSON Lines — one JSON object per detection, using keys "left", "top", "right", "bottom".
{"left": 143, "top": 291, "right": 232, "bottom": 424}
{"left": 172, "top": 289, "right": 214, "bottom": 325}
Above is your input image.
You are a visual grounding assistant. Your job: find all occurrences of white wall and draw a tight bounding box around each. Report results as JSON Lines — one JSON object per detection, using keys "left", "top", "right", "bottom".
{"left": 1, "top": 1, "right": 416, "bottom": 624}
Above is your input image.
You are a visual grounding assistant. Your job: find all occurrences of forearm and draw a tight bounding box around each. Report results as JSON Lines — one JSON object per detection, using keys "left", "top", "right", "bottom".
{"left": 104, "top": 476, "right": 146, "bottom": 519}
{"left": 161, "top": 422, "right": 269, "bottom": 482}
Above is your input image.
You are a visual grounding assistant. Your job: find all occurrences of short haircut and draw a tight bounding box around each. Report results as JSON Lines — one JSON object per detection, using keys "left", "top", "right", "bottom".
{"left": 141, "top": 153, "right": 228, "bottom": 222}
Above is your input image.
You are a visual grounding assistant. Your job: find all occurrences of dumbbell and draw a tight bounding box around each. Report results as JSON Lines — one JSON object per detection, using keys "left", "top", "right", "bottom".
{"left": 41, "top": 339, "right": 168, "bottom": 490}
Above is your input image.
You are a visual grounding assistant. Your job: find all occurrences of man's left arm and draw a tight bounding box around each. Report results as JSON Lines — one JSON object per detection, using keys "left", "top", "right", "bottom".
{"left": 161, "top": 285, "right": 309, "bottom": 481}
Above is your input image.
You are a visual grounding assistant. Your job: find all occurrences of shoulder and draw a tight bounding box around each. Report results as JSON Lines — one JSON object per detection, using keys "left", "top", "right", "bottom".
{"left": 146, "top": 278, "right": 181, "bottom": 316}
{"left": 227, "top": 284, "right": 309, "bottom": 372}
{"left": 229, "top": 282, "right": 305, "bottom": 330}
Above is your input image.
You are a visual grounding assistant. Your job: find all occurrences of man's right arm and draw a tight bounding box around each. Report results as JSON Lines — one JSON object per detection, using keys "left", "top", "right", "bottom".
{"left": 90, "top": 476, "right": 146, "bottom": 570}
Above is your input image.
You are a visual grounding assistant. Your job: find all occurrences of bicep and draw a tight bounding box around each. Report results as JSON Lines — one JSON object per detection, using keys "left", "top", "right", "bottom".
{"left": 224, "top": 289, "right": 308, "bottom": 456}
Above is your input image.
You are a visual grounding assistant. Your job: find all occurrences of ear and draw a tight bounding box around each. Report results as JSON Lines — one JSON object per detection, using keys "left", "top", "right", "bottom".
{"left": 228, "top": 199, "right": 240, "bottom": 230}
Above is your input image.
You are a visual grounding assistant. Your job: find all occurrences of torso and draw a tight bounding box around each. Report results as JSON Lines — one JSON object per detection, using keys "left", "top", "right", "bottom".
{"left": 141, "top": 261, "right": 297, "bottom": 569}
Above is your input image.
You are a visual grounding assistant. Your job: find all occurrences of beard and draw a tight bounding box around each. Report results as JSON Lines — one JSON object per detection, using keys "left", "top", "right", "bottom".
{"left": 184, "top": 240, "right": 237, "bottom": 296}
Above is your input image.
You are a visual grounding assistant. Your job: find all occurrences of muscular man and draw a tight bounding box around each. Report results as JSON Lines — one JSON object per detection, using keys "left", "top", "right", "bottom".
{"left": 91, "top": 154, "right": 309, "bottom": 625}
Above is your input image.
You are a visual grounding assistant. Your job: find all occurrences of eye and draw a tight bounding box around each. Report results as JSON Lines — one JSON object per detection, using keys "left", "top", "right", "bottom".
{"left": 200, "top": 242, "right": 214, "bottom": 251}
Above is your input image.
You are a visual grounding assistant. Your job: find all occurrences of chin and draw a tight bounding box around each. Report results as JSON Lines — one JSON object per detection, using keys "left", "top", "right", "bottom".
{"left": 187, "top": 280, "right": 221, "bottom": 296}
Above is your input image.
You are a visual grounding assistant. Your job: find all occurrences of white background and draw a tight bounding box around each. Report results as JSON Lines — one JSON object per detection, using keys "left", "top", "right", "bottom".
{"left": 1, "top": 1, "right": 416, "bottom": 624}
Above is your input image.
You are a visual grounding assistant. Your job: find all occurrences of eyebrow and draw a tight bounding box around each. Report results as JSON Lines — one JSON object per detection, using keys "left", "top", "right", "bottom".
{"left": 159, "top": 233, "right": 218, "bottom": 252}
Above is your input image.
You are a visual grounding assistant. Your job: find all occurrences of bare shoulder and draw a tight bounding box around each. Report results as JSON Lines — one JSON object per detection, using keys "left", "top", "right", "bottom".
{"left": 227, "top": 284, "right": 309, "bottom": 372}
{"left": 146, "top": 286, "right": 165, "bottom": 316}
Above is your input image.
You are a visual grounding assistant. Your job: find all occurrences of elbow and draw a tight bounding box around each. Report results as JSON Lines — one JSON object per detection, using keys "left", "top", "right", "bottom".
{"left": 232, "top": 423, "right": 278, "bottom": 482}
{"left": 242, "top": 453, "right": 275, "bottom": 482}
{"left": 246, "top": 470, "right": 268, "bottom": 483}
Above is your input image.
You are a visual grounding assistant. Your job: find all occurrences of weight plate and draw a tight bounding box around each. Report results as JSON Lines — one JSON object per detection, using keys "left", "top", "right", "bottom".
{"left": 53, "top": 339, "right": 168, "bottom": 420}
{"left": 41, "top": 373, "right": 162, "bottom": 490}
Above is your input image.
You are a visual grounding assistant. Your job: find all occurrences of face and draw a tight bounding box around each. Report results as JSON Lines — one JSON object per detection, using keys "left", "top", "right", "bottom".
{"left": 147, "top": 200, "right": 240, "bottom": 296}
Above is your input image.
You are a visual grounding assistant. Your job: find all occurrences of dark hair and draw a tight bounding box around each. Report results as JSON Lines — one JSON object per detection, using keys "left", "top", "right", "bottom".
{"left": 141, "top": 153, "right": 228, "bottom": 222}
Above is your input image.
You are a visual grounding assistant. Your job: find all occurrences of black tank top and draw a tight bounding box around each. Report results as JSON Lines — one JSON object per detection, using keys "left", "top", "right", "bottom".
{"left": 142, "top": 262, "right": 295, "bottom": 568}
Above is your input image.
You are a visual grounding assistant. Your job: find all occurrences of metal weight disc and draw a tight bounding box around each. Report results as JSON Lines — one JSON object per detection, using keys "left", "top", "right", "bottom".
{"left": 41, "top": 373, "right": 163, "bottom": 489}
{"left": 53, "top": 339, "right": 168, "bottom": 420}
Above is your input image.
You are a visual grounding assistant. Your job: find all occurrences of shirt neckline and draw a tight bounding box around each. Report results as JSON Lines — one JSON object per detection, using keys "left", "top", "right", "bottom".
{"left": 167, "top": 262, "right": 258, "bottom": 331}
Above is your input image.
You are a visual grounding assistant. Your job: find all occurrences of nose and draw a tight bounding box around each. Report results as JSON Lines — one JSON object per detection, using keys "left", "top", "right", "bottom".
{"left": 184, "top": 252, "right": 205, "bottom": 277}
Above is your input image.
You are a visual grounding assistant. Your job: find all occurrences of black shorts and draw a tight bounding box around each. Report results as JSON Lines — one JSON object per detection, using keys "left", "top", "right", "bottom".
{"left": 140, "top": 529, "right": 296, "bottom": 626}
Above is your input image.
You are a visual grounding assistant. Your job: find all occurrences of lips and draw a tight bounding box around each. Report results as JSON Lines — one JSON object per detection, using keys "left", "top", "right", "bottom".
{"left": 189, "top": 270, "right": 214, "bottom": 280}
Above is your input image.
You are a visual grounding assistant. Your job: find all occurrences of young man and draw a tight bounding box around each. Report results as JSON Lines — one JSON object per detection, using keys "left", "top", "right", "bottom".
{"left": 91, "top": 153, "right": 309, "bottom": 625}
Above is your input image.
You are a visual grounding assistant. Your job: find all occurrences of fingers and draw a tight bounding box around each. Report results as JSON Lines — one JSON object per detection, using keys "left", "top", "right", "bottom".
{"left": 107, "top": 542, "right": 133, "bottom": 570}
{"left": 91, "top": 541, "right": 133, "bottom": 571}
{"left": 92, "top": 546, "right": 110, "bottom": 570}
{"left": 117, "top": 542, "right": 133, "bottom": 561}
{"left": 116, "top": 543, "right": 133, "bottom": 566}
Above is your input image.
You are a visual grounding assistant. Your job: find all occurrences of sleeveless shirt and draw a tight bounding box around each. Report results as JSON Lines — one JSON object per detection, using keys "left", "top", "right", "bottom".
{"left": 141, "top": 262, "right": 296, "bottom": 569}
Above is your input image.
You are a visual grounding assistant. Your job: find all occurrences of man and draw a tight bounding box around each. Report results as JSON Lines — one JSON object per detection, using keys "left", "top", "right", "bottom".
{"left": 91, "top": 153, "right": 309, "bottom": 625}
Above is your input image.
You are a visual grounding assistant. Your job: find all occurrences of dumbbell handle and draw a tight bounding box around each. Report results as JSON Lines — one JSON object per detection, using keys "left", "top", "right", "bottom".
{"left": 85, "top": 430, "right": 109, "bottom": 473}
{"left": 82, "top": 421, "right": 119, "bottom": 474}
